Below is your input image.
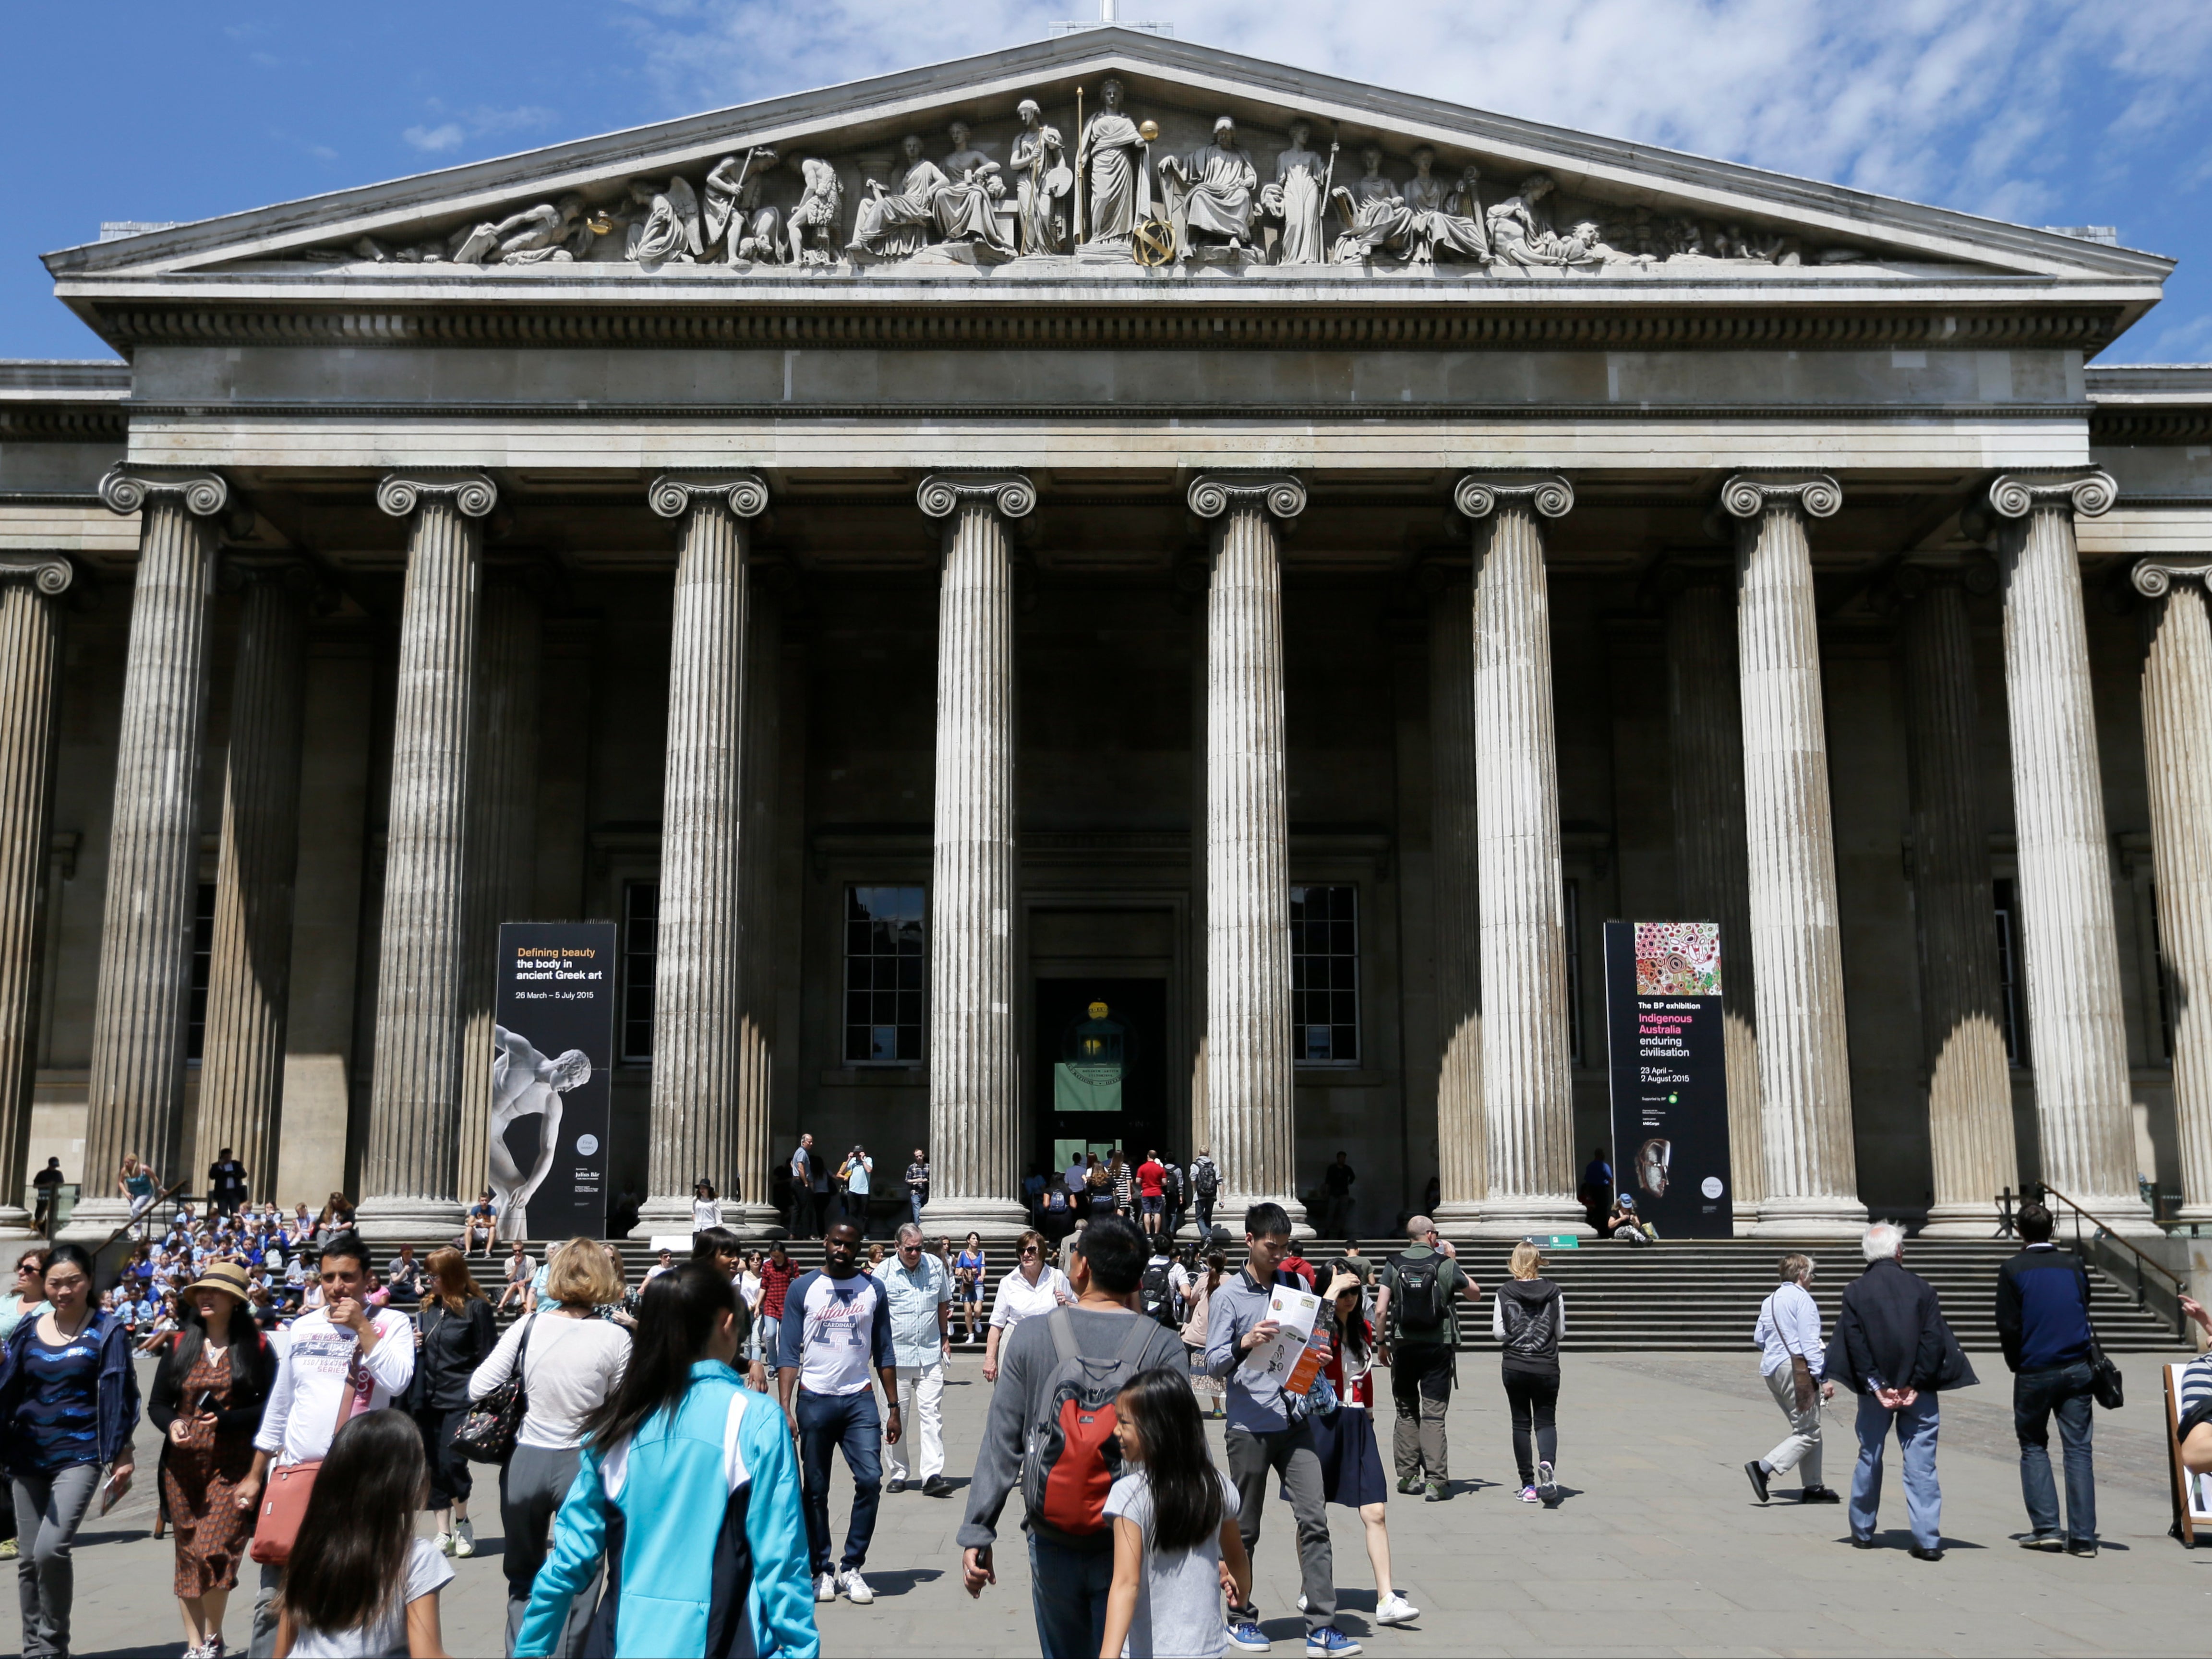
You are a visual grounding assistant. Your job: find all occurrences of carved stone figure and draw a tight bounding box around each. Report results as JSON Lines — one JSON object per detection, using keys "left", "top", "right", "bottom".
{"left": 1260, "top": 120, "right": 1332, "bottom": 265}
{"left": 848, "top": 134, "right": 949, "bottom": 260}
{"left": 706, "top": 149, "right": 783, "bottom": 263}
{"left": 1486, "top": 173, "right": 1597, "bottom": 271}
{"left": 625, "top": 175, "right": 702, "bottom": 264}
{"left": 448, "top": 197, "right": 590, "bottom": 265}
{"left": 1157, "top": 117, "right": 1260, "bottom": 259}
{"left": 1009, "top": 98, "right": 1071, "bottom": 255}
{"left": 786, "top": 158, "right": 845, "bottom": 265}
{"left": 1330, "top": 144, "right": 1414, "bottom": 263}
{"left": 1405, "top": 150, "right": 1488, "bottom": 265}
{"left": 935, "top": 121, "right": 1015, "bottom": 258}
{"left": 1076, "top": 77, "right": 1150, "bottom": 249}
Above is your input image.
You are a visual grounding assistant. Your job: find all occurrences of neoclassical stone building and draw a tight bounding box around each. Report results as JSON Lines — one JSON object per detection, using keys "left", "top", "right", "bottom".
{"left": 2, "top": 32, "right": 2209, "bottom": 1241}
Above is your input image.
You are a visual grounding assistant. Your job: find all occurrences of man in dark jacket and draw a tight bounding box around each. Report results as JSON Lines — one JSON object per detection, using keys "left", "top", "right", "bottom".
{"left": 1825, "top": 1223, "right": 1975, "bottom": 1561}
{"left": 1996, "top": 1201, "right": 2098, "bottom": 1555}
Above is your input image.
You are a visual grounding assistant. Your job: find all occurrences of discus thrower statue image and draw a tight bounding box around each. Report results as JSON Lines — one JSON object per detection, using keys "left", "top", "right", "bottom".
{"left": 490, "top": 1023, "right": 592, "bottom": 1241}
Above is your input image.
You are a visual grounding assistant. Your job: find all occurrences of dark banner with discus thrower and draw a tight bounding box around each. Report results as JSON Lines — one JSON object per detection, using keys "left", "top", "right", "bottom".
{"left": 1602, "top": 920, "right": 1734, "bottom": 1238}
{"left": 492, "top": 921, "right": 617, "bottom": 1240}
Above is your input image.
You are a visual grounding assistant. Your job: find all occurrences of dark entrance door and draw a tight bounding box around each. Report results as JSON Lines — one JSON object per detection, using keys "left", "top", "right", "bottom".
{"left": 1034, "top": 977, "right": 1167, "bottom": 1186}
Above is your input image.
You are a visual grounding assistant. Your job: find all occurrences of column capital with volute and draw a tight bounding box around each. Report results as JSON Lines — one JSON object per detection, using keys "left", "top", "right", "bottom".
{"left": 97, "top": 464, "right": 230, "bottom": 520}
{"left": 1454, "top": 472, "right": 1573, "bottom": 521}
{"left": 1719, "top": 473, "right": 1841, "bottom": 521}
{"left": 1986, "top": 469, "right": 2116, "bottom": 521}
{"left": 650, "top": 472, "right": 769, "bottom": 520}
{"left": 375, "top": 470, "right": 498, "bottom": 520}
{"left": 1188, "top": 472, "right": 1305, "bottom": 521}
{"left": 0, "top": 556, "right": 74, "bottom": 598}
{"left": 2131, "top": 557, "right": 2212, "bottom": 599}
{"left": 920, "top": 472, "right": 1035, "bottom": 521}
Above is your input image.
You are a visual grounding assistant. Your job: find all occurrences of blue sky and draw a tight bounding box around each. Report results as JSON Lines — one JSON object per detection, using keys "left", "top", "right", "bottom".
{"left": 6, "top": 0, "right": 2210, "bottom": 361}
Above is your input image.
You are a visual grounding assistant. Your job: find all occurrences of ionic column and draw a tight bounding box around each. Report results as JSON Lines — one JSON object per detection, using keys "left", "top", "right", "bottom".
{"left": 1991, "top": 471, "right": 2157, "bottom": 1231}
{"left": 918, "top": 473, "right": 1034, "bottom": 1234}
{"left": 72, "top": 467, "right": 229, "bottom": 1239}
{"left": 457, "top": 575, "right": 542, "bottom": 1209}
{"left": 1722, "top": 474, "right": 1865, "bottom": 1238}
{"left": 1897, "top": 569, "right": 2019, "bottom": 1234}
{"left": 734, "top": 580, "right": 785, "bottom": 1233}
{"left": 1455, "top": 474, "right": 1584, "bottom": 1236}
{"left": 1190, "top": 474, "right": 1306, "bottom": 1224}
{"left": 0, "top": 555, "right": 73, "bottom": 1234}
{"left": 355, "top": 471, "right": 496, "bottom": 1240}
{"left": 638, "top": 473, "right": 767, "bottom": 1233}
{"left": 1425, "top": 575, "right": 1485, "bottom": 1227}
{"left": 196, "top": 561, "right": 313, "bottom": 1204}
{"left": 1663, "top": 575, "right": 1765, "bottom": 1230}
{"left": 2135, "top": 557, "right": 2212, "bottom": 1223}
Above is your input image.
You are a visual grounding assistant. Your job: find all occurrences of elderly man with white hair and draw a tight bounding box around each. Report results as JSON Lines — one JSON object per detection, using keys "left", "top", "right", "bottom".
{"left": 1825, "top": 1222, "right": 1978, "bottom": 1560}
{"left": 878, "top": 1222, "right": 954, "bottom": 1496}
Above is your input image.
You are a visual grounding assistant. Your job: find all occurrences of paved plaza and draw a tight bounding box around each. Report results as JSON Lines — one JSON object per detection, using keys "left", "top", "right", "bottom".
{"left": 45, "top": 1346, "right": 2211, "bottom": 1658}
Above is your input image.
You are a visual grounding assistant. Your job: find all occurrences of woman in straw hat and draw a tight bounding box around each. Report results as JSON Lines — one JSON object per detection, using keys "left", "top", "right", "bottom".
{"left": 147, "top": 1256, "right": 276, "bottom": 1659}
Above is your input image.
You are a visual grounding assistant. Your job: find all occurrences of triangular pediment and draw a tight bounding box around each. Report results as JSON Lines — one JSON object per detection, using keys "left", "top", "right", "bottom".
{"left": 46, "top": 30, "right": 2169, "bottom": 296}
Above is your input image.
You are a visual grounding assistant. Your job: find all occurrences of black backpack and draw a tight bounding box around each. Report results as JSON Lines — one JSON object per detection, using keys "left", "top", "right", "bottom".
{"left": 1390, "top": 1251, "right": 1448, "bottom": 1335}
{"left": 1161, "top": 1163, "right": 1183, "bottom": 1201}
{"left": 1139, "top": 1261, "right": 1178, "bottom": 1327}
{"left": 1192, "top": 1160, "right": 1219, "bottom": 1197}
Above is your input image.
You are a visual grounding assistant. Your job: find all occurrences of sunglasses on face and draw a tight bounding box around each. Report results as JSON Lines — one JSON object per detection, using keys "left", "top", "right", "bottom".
{"left": 1021, "top": 1246, "right": 1040, "bottom": 1257}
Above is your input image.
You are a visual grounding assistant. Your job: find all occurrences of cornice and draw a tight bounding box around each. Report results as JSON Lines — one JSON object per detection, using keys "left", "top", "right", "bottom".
{"left": 1719, "top": 473, "right": 1842, "bottom": 519}
{"left": 0, "top": 406, "right": 128, "bottom": 444}
{"left": 1455, "top": 473, "right": 1574, "bottom": 519}
{"left": 374, "top": 470, "right": 497, "bottom": 518}
{"left": 647, "top": 472, "right": 769, "bottom": 519}
{"left": 97, "top": 464, "right": 228, "bottom": 517}
{"left": 2090, "top": 410, "right": 2212, "bottom": 445}
{"left": 915, "top": 473, "right": 1036, "bottom": 519}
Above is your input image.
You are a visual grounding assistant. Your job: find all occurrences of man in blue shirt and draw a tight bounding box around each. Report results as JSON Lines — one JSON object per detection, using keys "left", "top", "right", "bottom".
{"left": 1996, "top": 1201, "right": 2099, "bottom": 1555}
{"left": 779, "top": 1220, "right": 900, "bottom": 1606}
{"left": 877, "top": 1223, "right": 951, "bottom": 1496}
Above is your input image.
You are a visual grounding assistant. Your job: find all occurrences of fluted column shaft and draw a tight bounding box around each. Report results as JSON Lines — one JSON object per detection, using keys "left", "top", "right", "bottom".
{"left": 1901, "top": 577, "right": 2018, "bottom": 1233}
{"left": 924, "top": 497, "right": 1025, "bottom": 1228}
{"left": 734, "top": 586, "right": 783, "bottom": 1230}
{"left": 1665, "top": 580, "right": 1765, "bottom": 1228}
{"left": 1731, "top": 484, "right": 1864, "bottom": 1236}
{"left": 457, "top": 578, "right": 542, "bottom": 1209}
{"left": 643, "top": 500, "right": 748, "bottom": 1223}
{"left": 197, "top": 568, "right": 311, "bottom": 1202}
{"left": 0, "top": 559, "right": 71, "bottom": 1231}
{"left": 1205, "top": 503, "right": 1298, "bottom": 1217}
{"left": 358, "top": 491, "right": 486, "bottom": 1237}
{"left": 79, "top": 487, "right": 223, "bottom": 1233}
{"left": 1428, "top": 581, "right": 1484, "bottom": 1221}
{"left": 1997, "top": 489, "right": 2156, "bottom": 1229}
{"left": 1468, "top": 502, "right": 1580, "bottom": 1234}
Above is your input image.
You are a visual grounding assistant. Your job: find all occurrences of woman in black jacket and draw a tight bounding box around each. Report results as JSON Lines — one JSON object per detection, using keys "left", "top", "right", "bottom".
{"left": 1492, "top": 1241, "right": 1567, "bottom": 1505}
{"left": 147, "top": 1258, "right": 277, "bottom": 1659}
{"left": 412, "top": 1247, "right": 498, "bottom": 1560}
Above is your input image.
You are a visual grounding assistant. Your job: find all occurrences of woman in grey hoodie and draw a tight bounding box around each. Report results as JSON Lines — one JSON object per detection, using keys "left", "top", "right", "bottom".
{"left": 1492, "top": 1242, "right": 1566, "bottom": 1504}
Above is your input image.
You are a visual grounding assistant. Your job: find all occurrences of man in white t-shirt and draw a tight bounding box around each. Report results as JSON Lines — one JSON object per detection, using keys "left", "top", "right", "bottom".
{"left": 240, "top": 1233, "right": 416, "bottom": 1659}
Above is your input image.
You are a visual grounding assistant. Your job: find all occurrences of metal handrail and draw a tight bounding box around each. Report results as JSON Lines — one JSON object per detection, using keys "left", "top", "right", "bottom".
{"left": 2032, "top": 1181, "right": 2188, "bottom": 1337}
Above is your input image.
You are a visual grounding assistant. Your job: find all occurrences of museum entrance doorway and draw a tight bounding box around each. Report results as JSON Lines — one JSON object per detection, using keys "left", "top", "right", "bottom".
{"left": 1034, "top": 976, "right": 1168, "bottom": 1189}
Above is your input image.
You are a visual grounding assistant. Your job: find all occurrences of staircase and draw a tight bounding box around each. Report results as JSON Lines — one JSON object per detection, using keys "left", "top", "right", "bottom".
{"left": 455, "top": 1233, "right": 2182, "bottom": 1354}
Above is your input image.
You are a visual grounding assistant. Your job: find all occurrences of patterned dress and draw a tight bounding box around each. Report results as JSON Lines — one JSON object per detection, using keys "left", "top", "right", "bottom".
{"left": 159, "top": 1346, "right": 256, "bottom": 1596}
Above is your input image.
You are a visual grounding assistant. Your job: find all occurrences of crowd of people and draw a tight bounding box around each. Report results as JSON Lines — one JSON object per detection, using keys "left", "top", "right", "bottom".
{"left": 0, "top": 1157, "right": 2202, "bottom": 1659}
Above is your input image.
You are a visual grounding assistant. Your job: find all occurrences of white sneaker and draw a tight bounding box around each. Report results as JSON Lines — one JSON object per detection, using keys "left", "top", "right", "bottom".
{"left": 1298, "top": 1593, "right": 1308, "bottom": 1611}
{"left": 453, "top": 1518, "right": 475, "bottom": 1558}
{"left": 432, "top": 1530, "right": 454, "bottom": 1556}
{"left": 1537, "top": 1459, "right": 1556, "bottom": 1497}
{"left": 1375, "top": 1593, "right": 1419, "bottom": 1625}
{"left": 814, "top": 1571, "right": 837, "bottom": 1602}
{"left": 839, "top": 1566, "right": 876, "bottom": 1605}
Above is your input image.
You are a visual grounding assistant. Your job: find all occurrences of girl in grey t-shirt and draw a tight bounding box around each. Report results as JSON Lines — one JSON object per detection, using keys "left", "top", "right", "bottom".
{"left": 1103, "top": 1368, "right": 1253, "bottom": 1659}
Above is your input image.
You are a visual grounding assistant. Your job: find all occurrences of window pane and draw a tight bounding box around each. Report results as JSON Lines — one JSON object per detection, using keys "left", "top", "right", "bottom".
{"left": 1288, "top": 885, "right": 1357, "bottom": 1065}
{"left": 846, "top": 883, "right": 926, "bottom": 1065}
{"left": 622, "top": 881, "right": 660, "bottom": 1064}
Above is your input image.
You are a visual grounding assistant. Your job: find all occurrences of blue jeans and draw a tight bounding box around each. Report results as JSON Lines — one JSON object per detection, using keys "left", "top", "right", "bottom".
{"left": 1849, "top": 1390, "right": 1941, "bottom": 1550}
{"left": 909, "top": 1191, "right": 926, "bottom": 1228}
{"left": 2015, "top": 1361, "right": 2096, "bottom": 1543}
{"left": 794, "top": 1389, "right": 882, "bottom": 1575}
{"left": 1028, "top": 1532, "right": 1114, "bottom": 1659}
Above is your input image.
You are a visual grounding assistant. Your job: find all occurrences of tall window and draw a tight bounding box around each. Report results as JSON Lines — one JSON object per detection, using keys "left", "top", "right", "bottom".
{"left": 186, "top": 881, "right": 216, "bottom": 1061}
{"left": 1563, "top": 878, "right": 1584, "bottom": 1068}
{"left": 1994, "top": 877, "right": 2027, "bottom": 1066}
{"left": 622, "top": 882, "right": 659, "bottom": 1063}
{"left": 1290, "top": 885, "right": 1358, "bottom": 1065}
{"left": 846, "top": 885, "right": 925, "bottom": 1064}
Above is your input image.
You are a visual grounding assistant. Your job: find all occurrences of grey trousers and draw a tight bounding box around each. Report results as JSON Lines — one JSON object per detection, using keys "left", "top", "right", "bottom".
{"left": 13, "top": 1464, "right": 100, "bottom": 1659}
{"left": 251, "top": 1560, "right": 282, "bottom": 1659}
{"left": 1225, "top": 1424, "right": 1334, "bottom": 1634}
{"left": 1761, "top": 1366, "right": 1824, "bottom": 1488}
{"left": 1390, "top": 1344, "right": 1454, "bottom": 1483}
{"left": 503, "top": 1443, "right": 598, "bottom": 1657}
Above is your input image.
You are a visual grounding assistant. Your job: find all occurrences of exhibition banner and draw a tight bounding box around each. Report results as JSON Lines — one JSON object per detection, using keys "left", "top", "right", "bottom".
{"left": 491, "top": 922, "right": 617, "bottom": 1240}
{"left": 1602, "top": 920, "right": 1734, "bottom": 1238}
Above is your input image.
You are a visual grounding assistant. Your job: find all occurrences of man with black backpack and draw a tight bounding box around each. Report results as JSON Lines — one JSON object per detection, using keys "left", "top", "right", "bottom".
{"left": 1376, "top": 1214, "right": 1481, "bottom": 1502}
{"left": 959, "top": 1216, "right": 1187, "bottom": 1658}
{"left": 1161, "top": 1156, "right": 1186, "bottom": 1238}
{"left": 1190, "top": 1149, "right": 1220, "bottom": 1238}
{"left": 1139, "top": 1238, "right": 1179, "bottom": 1329}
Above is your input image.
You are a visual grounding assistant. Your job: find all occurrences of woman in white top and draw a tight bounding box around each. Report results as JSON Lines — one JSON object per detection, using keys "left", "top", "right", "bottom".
{"left": 982, "top": 1228, "right": 1073, "bottom": 1382}
{"left": 469, "top": 1238, "right": 631, "bottom": 1656}
{"left": 690, "top": 1180, "right": 721, "bottom": 1237}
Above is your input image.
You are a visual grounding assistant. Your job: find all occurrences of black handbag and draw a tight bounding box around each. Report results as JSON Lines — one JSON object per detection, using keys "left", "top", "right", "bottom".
{"left": 2087, "top": 1321, "right": 2124, "bottom": 1410}
{"left": 455, "top": 1313, "right": 536, "bottom": 1463}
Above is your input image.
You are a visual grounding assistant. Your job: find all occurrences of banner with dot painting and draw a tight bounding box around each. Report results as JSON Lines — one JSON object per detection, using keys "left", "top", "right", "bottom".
{"left": 1601, "top": 920, "right": 1735, "bottom": 1238}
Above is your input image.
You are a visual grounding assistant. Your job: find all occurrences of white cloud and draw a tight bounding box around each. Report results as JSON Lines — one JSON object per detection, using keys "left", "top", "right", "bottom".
{"left": 403, "top": 122, "right": 467, "bottom": 153}
{"left": 466, "top": 105, "right": 560, "bottom": 138}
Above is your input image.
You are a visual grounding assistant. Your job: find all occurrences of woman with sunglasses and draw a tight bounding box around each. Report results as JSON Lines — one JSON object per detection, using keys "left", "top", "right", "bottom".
{"left": 981, "top": 1230, "right": 1072, "bottom": 1384}
{"left": 0, "top": 1251, "right": 50, "bottom": 1562}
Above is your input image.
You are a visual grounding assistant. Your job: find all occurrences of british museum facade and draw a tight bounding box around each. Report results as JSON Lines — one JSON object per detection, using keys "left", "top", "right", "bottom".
{"left": 2, "top": 30, "right": 2209, "bottom": 1242}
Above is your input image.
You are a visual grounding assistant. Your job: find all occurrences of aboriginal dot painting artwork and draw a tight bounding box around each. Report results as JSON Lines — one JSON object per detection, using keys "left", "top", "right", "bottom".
{"left": 1634, "top": 921, "right": 1722, "bottom": 997}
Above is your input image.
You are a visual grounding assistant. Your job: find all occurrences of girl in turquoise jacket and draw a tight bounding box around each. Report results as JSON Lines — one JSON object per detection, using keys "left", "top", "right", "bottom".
{"left": 517, "top": 1262, "right": 817, "bottom": 1659}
